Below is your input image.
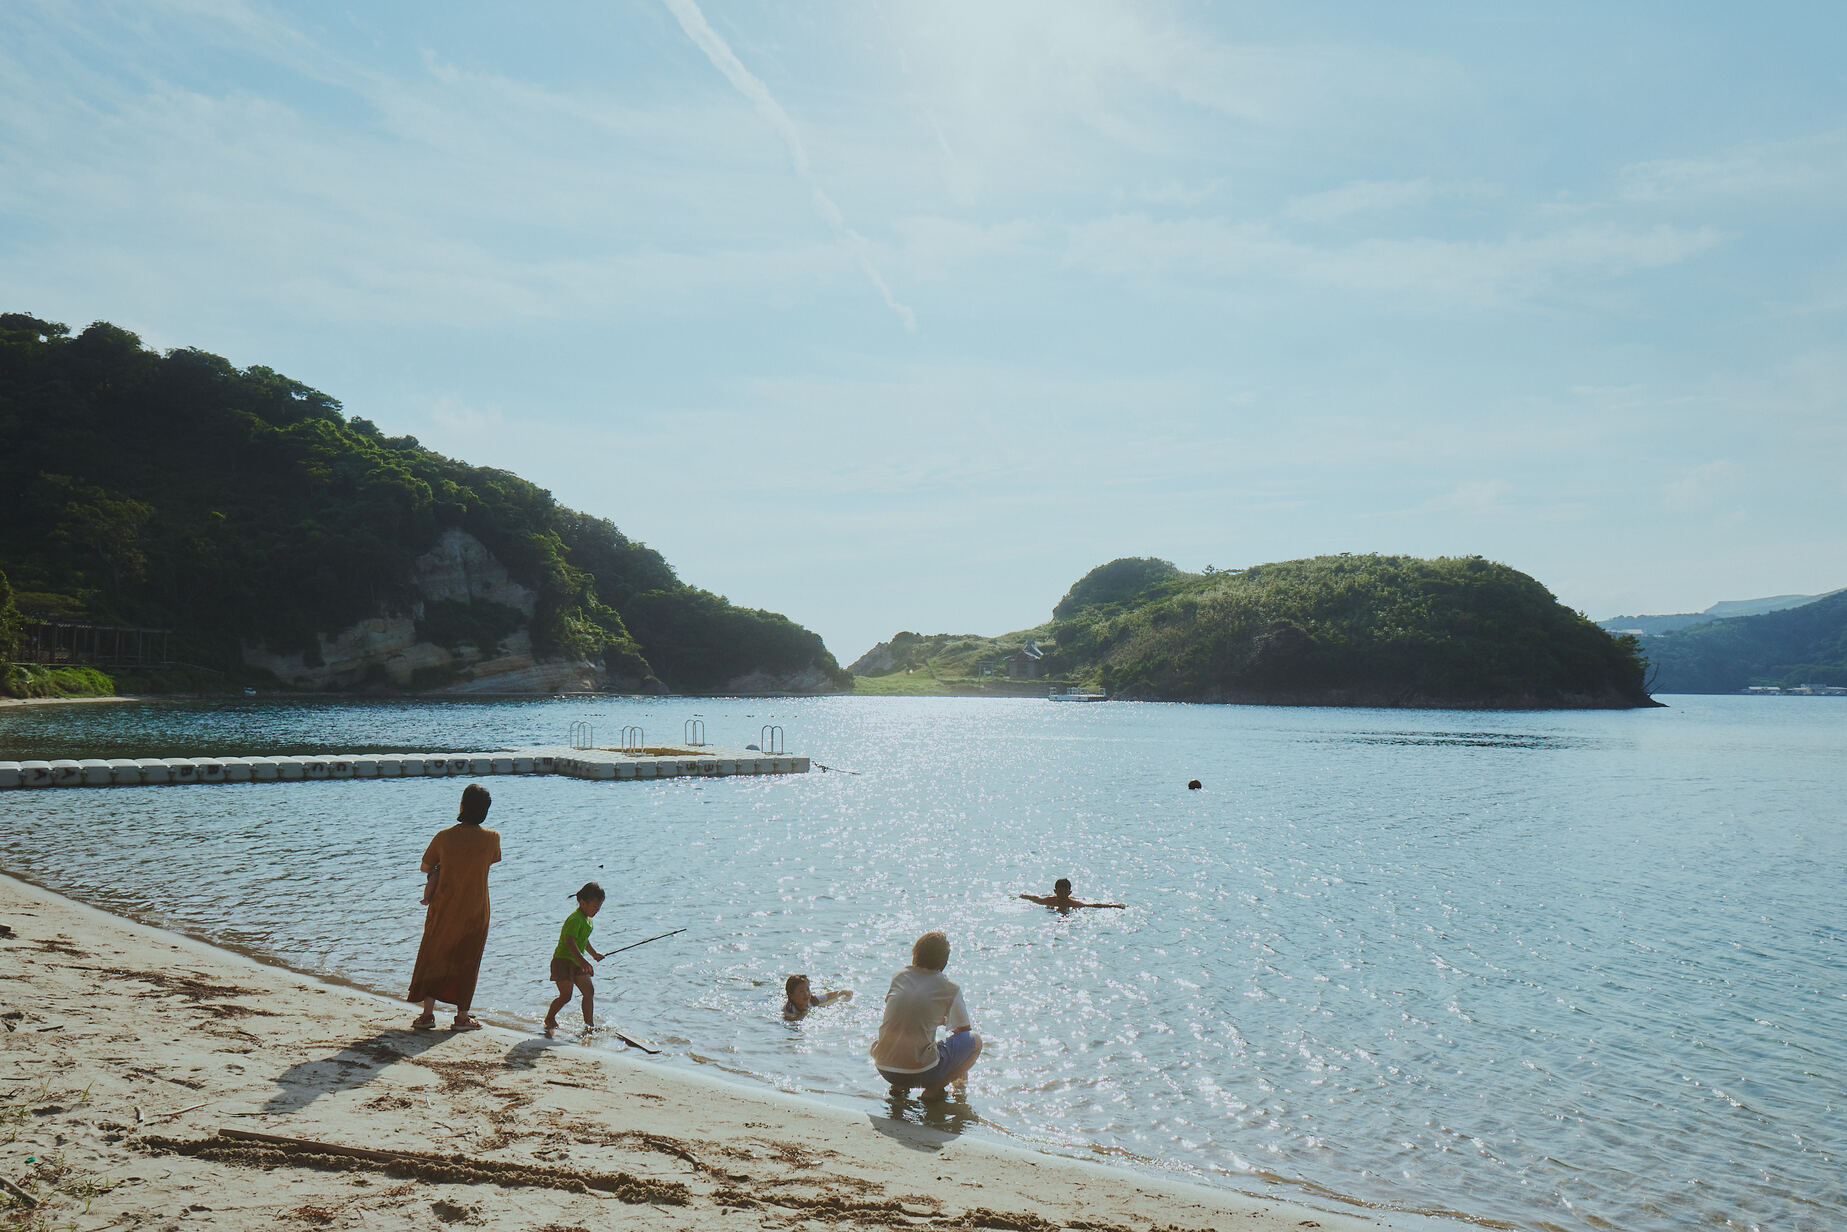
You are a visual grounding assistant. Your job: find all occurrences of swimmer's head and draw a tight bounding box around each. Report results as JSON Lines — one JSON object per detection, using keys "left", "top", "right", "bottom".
{"left": 1054, "top": 878, "right": 1072, "bottom": 896}
{"left": 785, "top": 973, "right": 810, "bottom": 1003}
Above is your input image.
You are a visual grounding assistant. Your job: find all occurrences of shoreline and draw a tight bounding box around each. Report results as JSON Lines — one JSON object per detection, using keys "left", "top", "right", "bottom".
{"left": 1, "top": 688, "right": 1667, "bottom": 712}
{"left": 0, "top": 693, "right": 146, "bottom": 708}
{"left": 0, "top": 870, "right": 1446, "bottom": 1232}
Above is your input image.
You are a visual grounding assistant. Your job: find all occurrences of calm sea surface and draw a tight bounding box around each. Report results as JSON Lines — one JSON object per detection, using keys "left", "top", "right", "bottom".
{"left": 1, "top": 695, "right": 1841, "bottom": 1231}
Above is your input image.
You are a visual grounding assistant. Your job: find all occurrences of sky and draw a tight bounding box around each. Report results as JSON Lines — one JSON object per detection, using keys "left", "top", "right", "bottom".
{"left": 3, "top": 1, "right": 1844, "bottom": 663}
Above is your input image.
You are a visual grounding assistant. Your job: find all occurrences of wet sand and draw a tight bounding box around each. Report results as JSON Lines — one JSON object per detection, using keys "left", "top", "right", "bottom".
{"left": 0, "top": 872, "right": 1422, "bottom": 1231}
{"left": 0, "top": 694, "right": 145, "bottom": 707}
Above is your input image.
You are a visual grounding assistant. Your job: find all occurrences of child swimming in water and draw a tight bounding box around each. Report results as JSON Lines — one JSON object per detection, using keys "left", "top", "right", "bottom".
{"left": 1018, "top": 877, "right": 1125, "bottom": 910}
{"left": 782, "top": 973, "right": 853, "bottom": 1020}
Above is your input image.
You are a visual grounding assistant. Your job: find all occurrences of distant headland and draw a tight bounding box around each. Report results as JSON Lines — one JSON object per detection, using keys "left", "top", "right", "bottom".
{"left": 0, "top": 312, "right": 850, "bottom": 700}
{"left": 1599, "top": 587, "right": 1847, "bottom": 695}
{"left": 851, "top": 555, "right": 1660, "bottom": 710}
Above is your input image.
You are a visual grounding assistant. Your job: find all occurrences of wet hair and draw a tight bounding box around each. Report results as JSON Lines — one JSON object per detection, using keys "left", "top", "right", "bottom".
{"left": 784, "top": 973, "right": 809, "bottom": 1000}
{"left": 571, "top": 881, "right": 606, "bottom": 903}
{"left": 457, "top": 783, "right": 492, "bottom": 825}
{"left": 912, "top": 930, "right": 950, "bottom": 971}
{"left": 1187, "top": 779, "right": 1202, "bottom": 790}
{"left": 1054, "top": 878, "right": 1072, "bottom": 895}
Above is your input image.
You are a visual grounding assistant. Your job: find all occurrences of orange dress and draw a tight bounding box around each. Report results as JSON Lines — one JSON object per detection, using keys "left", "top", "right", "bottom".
{"left": 407, "top": 824, "right": 502, "bottom": 1007}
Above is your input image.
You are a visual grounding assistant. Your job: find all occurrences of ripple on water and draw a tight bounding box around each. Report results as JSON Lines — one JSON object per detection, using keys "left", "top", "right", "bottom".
{"left": 2, "top": 694, "right": 1844, "bottom": 1232}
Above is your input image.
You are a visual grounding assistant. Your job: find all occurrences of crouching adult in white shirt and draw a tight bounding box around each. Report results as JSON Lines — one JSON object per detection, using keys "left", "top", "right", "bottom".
{"left": 870, "top": 930, "right": 982, "bottom": 1099}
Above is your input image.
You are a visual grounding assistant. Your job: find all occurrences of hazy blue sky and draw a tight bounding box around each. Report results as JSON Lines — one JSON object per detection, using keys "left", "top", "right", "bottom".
{"left": 4, "top": 1, "right": 1843, "bottom": 661}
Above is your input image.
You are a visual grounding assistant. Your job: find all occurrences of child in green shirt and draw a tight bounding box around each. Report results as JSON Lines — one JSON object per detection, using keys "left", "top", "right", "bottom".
{"left": 544, "top": 881, "right": 607, "bottom": 1037}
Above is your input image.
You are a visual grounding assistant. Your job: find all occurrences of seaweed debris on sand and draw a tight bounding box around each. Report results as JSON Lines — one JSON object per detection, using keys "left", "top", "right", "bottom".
{"left": 0, "top": 872, "right": 1418, "bottom": 1231}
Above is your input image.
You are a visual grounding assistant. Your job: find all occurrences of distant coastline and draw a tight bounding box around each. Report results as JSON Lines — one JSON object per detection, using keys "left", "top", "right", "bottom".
{"left": 850, "top": 554, "right": 1659, "bottom": 711}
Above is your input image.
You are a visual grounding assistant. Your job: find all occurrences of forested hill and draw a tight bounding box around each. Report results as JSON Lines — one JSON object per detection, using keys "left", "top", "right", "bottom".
{"left": 1598, "top": 590, "right": 1838, "bottom": 637}
{"left": 853, "top": 555, "right": 1657, "bottom": 709}
{"left": 1636, "top": 589, "right": 1847, "bottom": 693}
{"left": 0, "top": 313, "right": 850, "bottom": 696}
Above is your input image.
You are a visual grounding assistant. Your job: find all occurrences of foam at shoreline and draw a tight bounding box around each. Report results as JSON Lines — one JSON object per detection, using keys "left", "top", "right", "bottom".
{"left": 2, "top": 870, "right": 1437, "bottom": 1232}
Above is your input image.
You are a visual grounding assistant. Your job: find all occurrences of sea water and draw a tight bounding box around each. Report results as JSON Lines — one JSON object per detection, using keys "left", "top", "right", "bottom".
{"left": 1, "top": 694, "right": 1840, "bottom": 1232}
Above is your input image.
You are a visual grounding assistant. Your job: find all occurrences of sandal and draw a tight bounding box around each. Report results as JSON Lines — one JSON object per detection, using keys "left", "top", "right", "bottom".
{"left": 452, "top": 1015, "right": 483, "bottom": 1032}
{"left": 411, "top": 1012, "right": 437, "bottom": 1030}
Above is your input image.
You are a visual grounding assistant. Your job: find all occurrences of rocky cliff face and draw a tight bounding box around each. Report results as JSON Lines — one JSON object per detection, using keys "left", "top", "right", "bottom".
{"left": 410, "top": 528, "right": 536, "bottom": 616}
{"left": 720, "top": 664, "right": 848, "bottom": 695}
{"left": 241, "top": 530, "right": 599, "bottom": 692}
{"left": 847, "top": 641, "right": 901, "bottom": 676}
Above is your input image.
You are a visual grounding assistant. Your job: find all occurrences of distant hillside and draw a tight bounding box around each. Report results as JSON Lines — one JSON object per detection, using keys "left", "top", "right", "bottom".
{"left": 0, "top": 313, "right": 850, "bottom": 697}
{"left": 854, "top": 554, "right": 1655, "bottom": 709}
{"left": 1599, "top": 591, "right": 1838, "bottom": 637}
{"left": 1637, "top": 589, "right": 1847, "bottom": 693}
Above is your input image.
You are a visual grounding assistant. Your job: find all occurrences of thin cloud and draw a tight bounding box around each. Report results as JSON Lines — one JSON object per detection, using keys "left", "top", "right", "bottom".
{"left": 1132, "top": 178, "right": 1224, "bottom": 206}
{"left": 1062, "top": 214, "right": 1720, "bottom": 307}
{"left": 661, "top": 0, "right": 917, "bottom": 331}
{"left": 1660, "top": 460, "right": 1734, "bottom": 515}
{"left": 1619, "top": 130, "right": 1847, "bottom": 205}
{"left": 1282, "top": 178, "right": 1497, "bottom": 224}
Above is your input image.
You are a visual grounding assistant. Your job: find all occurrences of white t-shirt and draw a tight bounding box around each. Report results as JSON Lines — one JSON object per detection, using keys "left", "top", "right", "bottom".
{"left": 870, "top": 966, "right": 972, "bottom": 1073}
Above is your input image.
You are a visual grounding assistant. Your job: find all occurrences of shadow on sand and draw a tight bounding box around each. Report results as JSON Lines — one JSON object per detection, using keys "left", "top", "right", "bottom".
{"left": 260, "top": 1027, "right": 455, "bottom": 1115}
{"left": 504, "top": 1037, "right": 568, "bottom": 1070}
{"left": 868, "top": 1090, "right": 981, "bottom": 1152}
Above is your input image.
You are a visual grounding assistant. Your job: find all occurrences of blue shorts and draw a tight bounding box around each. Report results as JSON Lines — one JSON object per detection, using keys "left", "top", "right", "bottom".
{"left": 879, "top": 1031, "right": 980, "bottom": 1089}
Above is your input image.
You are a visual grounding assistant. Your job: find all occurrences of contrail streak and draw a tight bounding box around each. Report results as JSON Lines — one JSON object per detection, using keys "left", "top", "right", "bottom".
{"left": 662, "top": 0, "right": 917, "bottom": 331}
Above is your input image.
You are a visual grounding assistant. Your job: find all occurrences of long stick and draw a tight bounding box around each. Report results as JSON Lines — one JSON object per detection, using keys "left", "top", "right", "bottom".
{"left": 0, "top": 1175, "right": 39, "bottom": 1209}
{"left": 606, "top": 928, "right": 685, "bottom": 956}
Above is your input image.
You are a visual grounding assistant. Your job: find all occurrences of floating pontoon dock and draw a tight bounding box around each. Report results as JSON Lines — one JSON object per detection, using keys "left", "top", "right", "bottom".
{"left": 0, "top": 745, "right": 808, "bottom": 790}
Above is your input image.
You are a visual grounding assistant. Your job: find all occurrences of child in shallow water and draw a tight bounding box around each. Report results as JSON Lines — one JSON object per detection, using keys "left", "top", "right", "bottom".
{"left": 1018, "top": 877, "right": 1125, "bottom": 910}
{"left": 782, "top": 973, "right": 853, "bottom": 1020}
{"left": 545, "top": 882, "right": 607, "bottom": 1037}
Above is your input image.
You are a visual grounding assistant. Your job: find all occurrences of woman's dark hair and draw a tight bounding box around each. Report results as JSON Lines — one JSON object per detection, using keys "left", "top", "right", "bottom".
{"left": 571, "top": 881, "right": 606, "bottom": 902}
{"left": 457, "top": 783, "right": 492, "bottom": 826}
{"left": 1054, "top": 877, "right": 1072, "bottom": 895}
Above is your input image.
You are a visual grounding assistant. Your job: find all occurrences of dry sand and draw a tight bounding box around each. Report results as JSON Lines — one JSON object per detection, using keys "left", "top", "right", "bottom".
{"left": 1, "top": 873, "right": 1434, "bottom": 1232}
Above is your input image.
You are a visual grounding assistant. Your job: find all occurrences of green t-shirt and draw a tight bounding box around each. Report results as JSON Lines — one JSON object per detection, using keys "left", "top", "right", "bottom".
{"left": 553, "top": 908, "right": 594, "bottom": 962}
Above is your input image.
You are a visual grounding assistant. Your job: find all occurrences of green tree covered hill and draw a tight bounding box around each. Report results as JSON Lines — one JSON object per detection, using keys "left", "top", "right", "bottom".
{"left": 0, "top": 313, "right": 849, "bottom": 696}
{"left": 1597, "top": 590, "right": 1838, "bottom": 637}
{"left": 854, "top": 554, "right": 1655, "bottom": 709}
{"left": 1636, "top": 589, "right": 1847, "bottom": 693}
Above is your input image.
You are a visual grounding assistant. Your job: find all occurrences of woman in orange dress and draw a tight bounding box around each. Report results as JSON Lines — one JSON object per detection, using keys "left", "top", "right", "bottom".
{"left": 408, "top": 784, "right": 501, "bottom": 1030}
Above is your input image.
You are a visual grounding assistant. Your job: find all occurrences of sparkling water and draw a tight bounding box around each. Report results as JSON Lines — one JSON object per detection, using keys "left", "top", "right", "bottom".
{"left": 2, "top": 694, "right": 1840, "bottom": 1231}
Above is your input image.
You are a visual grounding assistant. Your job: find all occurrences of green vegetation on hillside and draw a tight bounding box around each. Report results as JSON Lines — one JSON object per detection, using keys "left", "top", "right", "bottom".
{"left": 1, "top": 565, "right": 117, "bottom": 698}
{"left": 1637, "top": 589, "right": 1847, "bottom": 692}
{"left": 856, "top": 554, "right": 1655, "bottom": 709}
{"left": 0, "top": 313, "right": 849, "bottom": 695}
{"left": 1052, "top": 557, "right": 1184, "bottom": 620}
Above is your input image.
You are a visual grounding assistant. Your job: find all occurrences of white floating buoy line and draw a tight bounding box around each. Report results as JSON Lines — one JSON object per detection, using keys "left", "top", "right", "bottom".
{"left": 0, "top": 746, "right": 809, "bottom": 790}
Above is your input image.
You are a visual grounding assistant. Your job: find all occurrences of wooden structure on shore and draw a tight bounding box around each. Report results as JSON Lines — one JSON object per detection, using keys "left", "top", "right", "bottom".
{"left": 14, "top": 620, "right": 173, "bottom": 668}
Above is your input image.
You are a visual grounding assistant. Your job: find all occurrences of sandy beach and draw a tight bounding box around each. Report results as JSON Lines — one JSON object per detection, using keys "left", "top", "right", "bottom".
{"left": 0, "top": 872, "right": 1429, "bottom": 1232}
{"left": 0, "top": 696, "right": 145, "bottom": 708}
